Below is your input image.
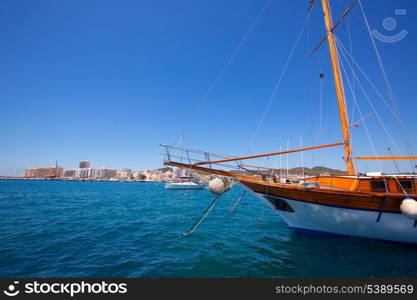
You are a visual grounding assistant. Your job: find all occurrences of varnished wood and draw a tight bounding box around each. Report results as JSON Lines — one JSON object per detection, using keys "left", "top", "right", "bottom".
{"left": 240, "top": 178, "right": 414, "bottom": 213}
{"left": 355, "top": 156, "right": 417, "bottom": 160}
{"left": 305, "top": 176, "right": 359, "bottom": 191}
{"left": 321, "top": 0, "right": 355, "bottom": 175}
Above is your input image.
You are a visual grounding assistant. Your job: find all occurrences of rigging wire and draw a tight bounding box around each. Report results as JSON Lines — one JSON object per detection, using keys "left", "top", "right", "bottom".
{"left": 197, "top": 0, "right": 272, "bottom": 108}
{"left": 174, "top": 0, "right": 272, "bottom": 144}
{"left": 336, "top": 40, "right": 401, "bottom": 155}
{"left": 358, "top": 0, "right": 399, "bottom": 114}
{"left": 335, "top": 39, "right": 406, "bottom": 130}
{"left": 229, "top": 191, "right": 247, "bottom": 214}
{"left": 269, "top": 144, "right": 284, "bottom": 178}
{"left": 182, "top": 195, "right": 222, "bottom": 236}
{"left": 358, "top": 0, "right": 416, "bottom": 169}
{"left": 388, "top": 147, "right": 402, "bottom": 174}
{"left": 306, "top": 19, "right": 315, "bottom": 166}
{"left": 351, "top": 111, "right": 373, "bottom": 128}
{"left": 336, "top": 38, "right": 401, "bottom": 155}
{"left": 345, "top": 15, "right": 356, "bottom": 130}
{"left": 387, "top": 147, "right": 409, "bottom": 196}
{"left": 249, "top": 9, "right": 314, "bottom": 150}
{"left": 317, "top": 51, "right": 325, "bottom": 142}
{"left": 335, "top": 38, "right": 412, "bottom": 172}
{"left": 336, "top": 42, "right": 383, "bottom": 172}
{"left": 336, "top": 0, "right": 365, "bottom": 21}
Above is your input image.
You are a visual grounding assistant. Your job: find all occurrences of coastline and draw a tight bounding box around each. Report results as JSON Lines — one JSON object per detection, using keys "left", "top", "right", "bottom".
{"left": 0, "top": 177, "right": 162, "bottom": 183}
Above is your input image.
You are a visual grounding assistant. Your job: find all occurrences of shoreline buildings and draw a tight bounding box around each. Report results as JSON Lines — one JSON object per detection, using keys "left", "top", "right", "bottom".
{"left": 23, "top": 161, "right": 175, "bottom": 182}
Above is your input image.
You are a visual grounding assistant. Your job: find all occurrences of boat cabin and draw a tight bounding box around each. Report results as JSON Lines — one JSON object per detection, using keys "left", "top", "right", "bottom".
{"left": 305, "top": 175, "right": 417, "bottom": 194}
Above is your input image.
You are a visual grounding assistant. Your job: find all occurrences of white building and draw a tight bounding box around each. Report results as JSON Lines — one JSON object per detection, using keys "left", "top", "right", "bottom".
{"left": 90, "top": 167, "right": 117, "bottom": 180}
{"left": 74, "top": 168, "right": 92, "bottom": 179}
{"left": 116, "top": 170, "right": 131, "bottom": 180}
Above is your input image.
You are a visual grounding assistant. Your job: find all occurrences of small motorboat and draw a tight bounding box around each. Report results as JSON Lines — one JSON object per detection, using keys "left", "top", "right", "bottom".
{"left": 165, "top": 176, "right": 205, "bottom": 190}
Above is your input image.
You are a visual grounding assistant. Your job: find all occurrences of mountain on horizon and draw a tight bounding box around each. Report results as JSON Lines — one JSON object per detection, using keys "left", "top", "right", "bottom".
{"left": 291, "top": 166, "right": 346, "bottom": 174}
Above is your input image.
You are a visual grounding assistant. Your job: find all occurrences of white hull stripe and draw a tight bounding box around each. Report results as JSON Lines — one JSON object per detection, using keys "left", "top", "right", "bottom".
{"left": 247, "top": 190, "right": 417, "bottom": 244}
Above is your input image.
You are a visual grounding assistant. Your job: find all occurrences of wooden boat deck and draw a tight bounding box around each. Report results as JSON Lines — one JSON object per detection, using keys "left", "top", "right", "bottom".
{"left": 164, "top": 160, "right": 417, "bottom": 213}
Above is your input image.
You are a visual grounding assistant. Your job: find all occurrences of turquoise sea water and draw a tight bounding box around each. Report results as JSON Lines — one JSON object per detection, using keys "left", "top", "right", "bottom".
{"left": 1, "top": 179, "right": 417, "bottom": 278}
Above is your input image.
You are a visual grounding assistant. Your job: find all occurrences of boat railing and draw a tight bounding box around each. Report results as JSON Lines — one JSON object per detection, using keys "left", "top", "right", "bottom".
{"left": 160, "top": 144, "right": 242, "bottom": 170}
{"left": 160, "top": 153, "right": 241, "bottom": 170}
{"left": 161, "top": 144, "right": 350, "bottom": 185}
{"left": 160, "top": 144, "right": 234, "bottom": 159}
{"left": 160, "top": 145, "right": 307, "bottom": 181}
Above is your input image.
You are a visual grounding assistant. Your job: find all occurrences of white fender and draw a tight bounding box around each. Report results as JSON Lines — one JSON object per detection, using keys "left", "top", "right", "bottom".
{"left": 400, "top": 198, "right": 417, "bottom": 220}
{"left": 208, "top": 177, "right": 227, "bottom": 195}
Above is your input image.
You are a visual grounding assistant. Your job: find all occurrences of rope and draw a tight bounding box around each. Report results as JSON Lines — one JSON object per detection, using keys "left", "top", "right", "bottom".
{"left": 182, "top": 194, "right": 222, "bottom": 236}
{"left": 250, "top": 9, "right": 313, "bottom": 149}
{"left": 229, "top": 191, "right": 247, "bottom": 214}
{"left": 229, "top": 190, "right": 268, "bottom": 235}
{"left": 392, "top": 175, "right": 409, "bottom": 197}
{"left": 386, "top": 147, "right": 409, "bottom": 197}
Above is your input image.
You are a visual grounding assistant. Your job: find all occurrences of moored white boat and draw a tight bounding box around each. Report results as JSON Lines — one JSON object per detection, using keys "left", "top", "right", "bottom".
{"left": 165, "top": 176, "right": 205, "bottom": 190}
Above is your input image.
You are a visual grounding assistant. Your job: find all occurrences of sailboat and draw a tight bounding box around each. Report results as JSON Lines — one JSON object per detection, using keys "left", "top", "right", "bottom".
{"left": 161, "top": 0, "right": 417, "bottom": 243}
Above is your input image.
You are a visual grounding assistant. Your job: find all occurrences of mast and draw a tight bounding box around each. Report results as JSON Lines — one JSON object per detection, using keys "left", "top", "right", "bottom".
{"left": 321, "top": 0, "right": 355, "bottom": 175}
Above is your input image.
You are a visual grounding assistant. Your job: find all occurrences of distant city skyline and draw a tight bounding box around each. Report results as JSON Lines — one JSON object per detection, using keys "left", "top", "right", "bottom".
{"left": 0, "top": 0, "right": 416, "bottom": 173}
{"left": 18, "top": 160, "right": 180, "bottom": 181}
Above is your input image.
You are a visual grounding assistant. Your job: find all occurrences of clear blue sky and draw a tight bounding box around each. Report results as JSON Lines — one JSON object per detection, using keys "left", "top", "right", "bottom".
{"left": 0, "top": 0, "right": 416, "bottom": 172}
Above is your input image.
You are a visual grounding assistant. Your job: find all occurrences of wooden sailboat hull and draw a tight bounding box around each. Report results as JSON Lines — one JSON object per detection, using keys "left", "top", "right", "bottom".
{"left": 164, "top": 161, "right": 417, "bottom": 243}
{"left": 240, "top": 178, "right": 405, "bottom": 213}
